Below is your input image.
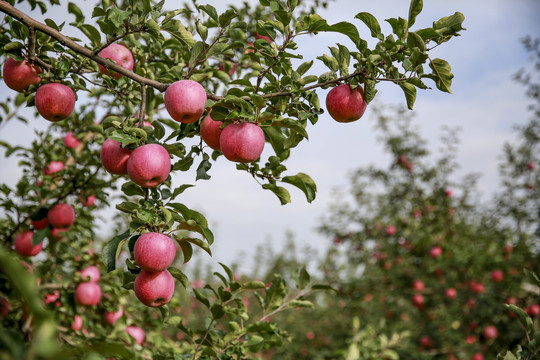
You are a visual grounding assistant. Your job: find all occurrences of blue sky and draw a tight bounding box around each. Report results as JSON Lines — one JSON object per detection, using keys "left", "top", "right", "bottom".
{"left": 1, "top": 0, "right": 539, "bottom": 272}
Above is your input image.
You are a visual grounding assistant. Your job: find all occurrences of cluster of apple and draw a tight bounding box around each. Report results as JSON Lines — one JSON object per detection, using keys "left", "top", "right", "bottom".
{"left": 74, "top": 265, "right": 102, "bottom": 306}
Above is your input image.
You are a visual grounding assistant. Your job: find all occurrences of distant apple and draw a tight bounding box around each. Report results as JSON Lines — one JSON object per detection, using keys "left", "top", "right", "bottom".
{"left": 134, "top": 232, "right": 176, "bottom": 272}
{"left": 217, "top": 62, "right": 236, "bottom": 76}
{"left": 104, "top": 308, "right": 124, "bottom": 325}
{"left": 445, "top": 288, "right": 457, "bottom": 299}
{"left": 482, "top": 325, "right": 498, "bottom": 340}
{"left": 470, "top": 281, "right": 485, "bottom": 294}
{"left": 325, "top": 84, "right": 367, "bottom": 123}
{"left": 419, "top": 335, "right": 432, "bottom": 348}
{"left": 74, "top": 282, "right": 102, "bottom": 306}
{"left": 385, "top": 225, "right": 396, "bottom": 236}
{"left": 526, "top": 304, "right": 540, "bottom": 317}
{"left": 100, "top": 138, "right": 133, "bottom": 175}
{"left": 50, "top": 227, "right": 69, "bottom": 238}
{"left": 412, "top": 280, "right": 425, "bottom": 292}
{"left": 220, "top": 122, "right": 265, "bottom": 163}
{"left": 72, "top": 315, "right": 83, "bottom": 331}
{"left": 255, "top": 33, "right": 272, "bottom": 42}
{"left": 127, "top": 144, "right": 171, "bottom": 188}
{"left": 98, "top": 43, "right": 134, "bottom": 79}
{"left": 0, "top": 297, "right": 10, "bottom": 317}
{"left": 47, "top": 203, "right": 75, "bottom": 229}
{"left": 491, "top": 269, "right": 504, "bottom": 282}
{"left": 444, "top": 189, "right": 453, "bottom": 197}
{"left": 79, "top": 265, "right": 100, "bottom": 283}
{"left": 31, "top": 217, "right": 49, "bottom": 230}
{"left": 200, "top": 115, "right": 223, "bottom": 151}
{"left": 79, "top": 194, "right": 96, "bottom": 207}
{"left": 164, "top": 80, "right": 207, "bottom": 123}
{"left": 125, "top": 326, "right": 145, "bottom": 345}
{"left": 429, "top": 246, "right": 442, "bottom": 259}
{"left": 527, "top": 162, "right": 535, "bottom": 171}
{"left": 412, "top": 294, "right": 425, "bottom": 309}
{"left": 134, "top": 270, "right": 175, "bottom": 307}
{"left": 471, "top": 353, "right": 484, "bottom": 360}
{"left": 14, "top": 231, "right": 43, "bottom": 257}
{"left": 63, "top": 131, "right": 81, "bottom": 149}
{"left": 3, "top": 57, "right": 41, "bottom": 92}
{"left": 35, "top": 83, "right": 76, "bottom": 122}
{"left": 44, "top": 161, "right": 65, "bottom": 175}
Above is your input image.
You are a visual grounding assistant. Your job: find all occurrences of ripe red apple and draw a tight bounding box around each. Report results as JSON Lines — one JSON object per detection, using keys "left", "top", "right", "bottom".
{"left": 79, "top": 194, "right": 96, "bottom": 207}
{"left": 325, "top": 84, "right": 367, "bottom": 123}
{"left": 412, "top": 294, "right": 425, "bottom": 309}
{"left": 220, "top": 122, "right": 265, "bottom": 163}
{"left": 104, "top": 308, "right": 124, "bottom": 325}
{"left": 63, "top": 131, "right": 81, "bottom": 149}
{"left": 72, "top": 315, "right": 83, "bottom": 331}
{"left": 98, "top": 43, "right": 134, "bottom": 79}
{"left": 200, "top": 114, "right": 223, "bottom": 151}
{"left": 35, "top": 83, "right": 76, "bottom": 122}
{"left": 74, "top": 282, "right": 102, "bottom": 306}
{"left": 44, "top": 161, "right": 65, "bottom": 175}
{"left": 254, "top": 33, "right": 272, "bottom": 42}
{"left": 526, "top": 304, "right": 540, "bottom": 317}
{"left": 491, "top": 269, "right": 504, "bottom": 282}
{"left": 471, "top": 353, "right": 484, "bottom": 360}
{"left": 100, "top": 138, "right": 133, "bottom": 175}
{"left": 127, "top": 144, "right": 171, "bottom": 188}
{"left": 47, "top": 203, "right": 75, "bottom": 229}
{"left": 134, "top": 232, "right": 176, "bottom": 272}
{"left": 482, "top": 325, "right": 498, "bottom": 340}
{"left": 385, "top": 225, "right": 396, "bottom": 236}
{"left": 429, "top": 246, "right": 442, "bottom": 259}
{"left": 44, "top": 290, "right": 60, "bottom": 304}
{"left": 419, "top": 335, "right": 432, "bottom": 348}
{"left": 0, "top": 297, "right": 10, "bottom": 317}
{"left": 470, "top": 281, "right": 485, "bottom": 294}
{"left": 134, "top": 269, "right": 175, "bottom": 307}
{"left": 14, "top": 231, "right": 43, "bottom": 257}
{"left": 444, "top": 188, "right": 453, "bottom": 197}
{"left": 79, "top": 265, "right": 100, "bottom": 283}
{"left": 412, "top": 280, "right": 425, "bottom": 292}
{"left": 50, "top": 227, "right": 69, "bottom": 238}
{"left": 3, "top": 57, "right": 41, "bottom": 92}
{"left": 527, "top": 162, "right": 535, "bottom": 171}
{"left": 31, "top": 217, "right": 49, "bottom": 230}
{"left": 445, "top": 288, "right": 457, "bottom": 299}
{"left": 124, "top": 326, "right": 145, "bottom": 345}
{"left": 164, "top": 80, "right": 207, "bottom": 123}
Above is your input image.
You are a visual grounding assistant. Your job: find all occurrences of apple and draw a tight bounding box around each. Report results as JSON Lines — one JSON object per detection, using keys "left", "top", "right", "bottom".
{"left": 126, "top": 144, "right": 171, "bottom": 188}
{"left": 482, "top": 325, "right": 498, "bottom": 340}
{"left": 0, "top": 297, "right": 10, "bottom": 317}
{"left": 63, "top": 131, "right": 81, "bottom": 149}
{"left": 527, "top": 162, "right": 535, "bottom": 171}
{"left": 412, "top": 280, "right": 425, "bottom": 292}
{"left": 31, "top": 217, "right": 49, "bottom": 230}
{"left": 79, "top": 265, "right": 100, "bottom": 283}
{"left": 445, "top": 288, "right": 457, "bottom": 299}
{"left": 471, "top": 353, "right": 484, "bottom": 360}
{"left": 14, "top": 231, "right": 43, "bottom": 257}
{"left": 79, "top": 194, "right": 96, "bottom": 207}
{"left": 134, "top": 269, "right": 175, "bottom": 307}
{"left": 124, "top": 326, "right": 145, "bottom": 345}
{"left": 412, "top": 294, "right": 425, "bottom": 309}
{"left": 35, "top": 83, "right": 76, "bottom": 122}
{"left": 220, "top": 122, "right": 265, "bottom": 163}
{"left": 491, "top": 269, "right": 504, "bottom": 282}
{"left": 98, "top": 43, "right": 134, "bottom": 79}
{"left": 74, "top": 282, "right": 102, "bottom": 306}
{"left": 47, "top": 203, "right": 75, "bottom": 229}
{"left": 444, "top": 189, "right": 453, "bottom": 197}
{"left": 526, "top": 304, "right": 540, "bottom": 317}
{"left": 44, "top": 161, "right": 65, "bottom": 175}
{"left": 104, "top": 308, "right": 124, "bottom": 325}
{"left": 100, "top": 138, "right": 133, "bottom": 175}
{"left": 325, "top": 84, "right": 367, "bottom": 123}
{"left": 50, "top": 227, "right": 69, "bottom": 238}
{"left": 429, "top": 246, "right": 442, "bottom": 259}
{"left": 470, "top": 281, "right": 485, "bottom": 294}
{"left": 72, "top": 314, "right": 83, "bottom": 331}
{"left": 164, "top": 80, "right": 207, "bottom": 123}
{"left": 419, "top": 335, "right": 432, "bottom": 348}
{"left": 3, "top": 57, "right": 41, "bottom": 92}
{"left": 44, "top": 290, "right": 60, "bottom": 304}
{"left": 134, "top": 232, "right": 177, "bottom": 272}
{"left": 255, "top": 33, "right": 272, "bottom": 42}
{"left": 385, "top": 225, "right": 396, "bottom": 236}
{"left": 200, "top": 114, "right": 223, "bottom": 151}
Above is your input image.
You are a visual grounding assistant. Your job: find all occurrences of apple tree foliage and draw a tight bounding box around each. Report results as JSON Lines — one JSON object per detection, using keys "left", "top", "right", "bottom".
{"left": 0, "top": 0, "right": 465, "bottom": 358}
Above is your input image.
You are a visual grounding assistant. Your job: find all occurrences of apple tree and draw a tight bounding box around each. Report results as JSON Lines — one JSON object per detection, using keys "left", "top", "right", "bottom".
{"left": 0, "top": 0, "right": 465, "bottom": 358}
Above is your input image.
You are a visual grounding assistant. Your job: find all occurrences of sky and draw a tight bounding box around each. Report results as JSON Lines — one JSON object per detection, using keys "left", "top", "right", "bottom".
{"left": 1, "top": 0, "right": 539, "bottom": 273}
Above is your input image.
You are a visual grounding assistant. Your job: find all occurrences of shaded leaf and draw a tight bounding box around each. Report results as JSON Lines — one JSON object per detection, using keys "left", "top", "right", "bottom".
{"left": 102, "top": 230, "right": 130, "bottom": 272}
{"left": 355, "top": 12, "right": 381, "bottom": 38}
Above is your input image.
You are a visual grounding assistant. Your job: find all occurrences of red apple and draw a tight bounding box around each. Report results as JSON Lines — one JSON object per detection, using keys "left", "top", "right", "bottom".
{"left": 412, "top": 294, "right": 425, "bottom": 309}
{"left": 100, "top": 138, "right": 133, "bottom": 175}
{"left": 14, "top": 231, "right": 43, "bottom": 257}
{"left": 63, "top": 132, "right": 81, "bottom": 149}
{"left": 200, "top": 114, "right": 223, "bottom": 151}
{"left": 429, "top": 246, "right": 442, "bottom": 259}
{"left": 491, "top": 269, "right": 504, "bottom": 282}
{"left": 3, "top": 57, "right": 41, "bottom": 92}
{"left": 527, "top": 162, "right": 535, "bottom": 171}
{"left": 385, "top": 225, "right": 396, "bottom": 236}
{"left": 50, "top": 227, "right": 69, "bottom": 238}
{"left": 325, "top": 84, "right": 367, "bottom": 123}
{"left": 526, "top": 304, "right": 540, "bottom": 317}
{"left": 104, "top": 308, "right": 124, "bottom": 325}
{"left": 134, "top": 270, "right": 175, "bottom": 307}
{"left": 164, "top": 80, "right": 207, "bottom": 123}
{"left": 0, "top": 297, "right": 10, "bottom": 317}
{"left": 412, "top": 280, "right": 425, "bottom": 292}
{"left": 79, "top": 194, "right": 96, "bottom": 207}
{"left": 470, "top": 281, "right": 485, "bottom": 294}
{"left": 72, "top": 314, "right": 83, "bottom": 331}
{"left": 44, "top": 290, "right": 60, "bottom": 304}
{"left": 482, "top": 325, "right": 498, "bottom": 340}
{"left": 134, "top": 232, "right": 177, "bottom": 272}
{"left": 79, "top": 265, "right": 100, "bottom": 283}
{"left": 35, "top": 83, "right": 76, "bottom": 122}
{"left": 445, "top": 288, "right": 457, "bottom": 299}
{"left": 74, "top": 282, "right": 102, "bottom": 306}
{"left": 444, "top": 189, "right": 453, "bottom": 197}
{"left": 98, "top": 43, "right": 134, "bottom": 79}
{"left": 471, "top": 353, "right": 484, "bottom": 360}
{"left": 44, "top": 161, "right": 64, "bottom": 175}
{"left": 31, "top": 217, "right": 49, "bottom": 230}
{"left": 124, "top": 326, "right": 145, "bottom": 345}
{"left": 127, "top": 144, "right": 171, "bottom": 188}
{"left": 47, "top": 203, "right": 75, "bottom": 229}
{"left": 220, "top": 122, "right": 265, "bottom": 163}
{"left": 255, "top": 33, "right": 272, "bottom": 43}
{"left": 419, "top": 335, "right": 432, "bottom": 348}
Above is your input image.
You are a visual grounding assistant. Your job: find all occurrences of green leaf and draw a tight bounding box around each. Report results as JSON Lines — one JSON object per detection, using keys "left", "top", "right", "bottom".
{"left": 311, "top": 284, "right": 338, "bottom": 293}
{"left": 178, "top": 240, "right": 193, "bottom": 263}
{"left": 31, "top": 228, "right": 48, "bottom": 246}
{"left": 121, "top": 182, "right": 146, "bottom": 197}
{"left": 281, "top": 172, "right": 317, "bottom": 203}
{"left": 193, "top": 288, "right": 210, "bottom": 308}
{"left": 198, "top": 4, "right": 219, "bottom": 23}
{"left": 68, "top": 2, "right": 84, "bottom": 23}
{"left": 242, "top": 281, "right": 266, "bottom": 290}
{"left": 407, "top": 31, "right": 426, "bottom": 52}
{"left": 219, "top": 8, "right": 238, "bottom": 28}
{"left": 188, "top": 41, "right": 206, "bottom": 68}
{"left": 433, "top": 12, "right": 466, "bottom": 37}
{"left": 355, "top": 12, "right": 381, "bottom": 38}
{"left": 288, "top": 299, "right": 314, "bottom": 308}
{"left": 296, "top": 60, "right": 313, "bottom": 76}
{"left": 262, "top": 184, "right": 291, "bottom": 205}
{"left": 168, "top": 267, "right": 189, "bottom": 288}
{"left": 196, "top": 159, "right": 212, "bottom": 180}
{"left": 506, "top": 304, "right": 533, "bottom": 333}
{"left": 298, "top": 267, "right": 310, "bottom": 290}
{"left": 161, "top": 19, "right": 195, "bottom": 47}
{"left": 399, "top": 82, "right": 417, "bottom": 110}
{"left": 407, "top": 0, "right": 423, "bottom": 28}
{"left": 158, "top": 305, "right": 169, "bottom": 321}
{"left": 425, "top": 58, "right": 453, "bottom": 93}
{"left": 170, "top": 184, "right": 194, "bottom": 200}
{"left": 79, "top": 24, "right": 101, "bottom": 48}
{"left": 116, "top": 201, "right": 138, "bottom": 214}
{"left": 265, "top": 275, "right": 287, "bottom": 310}
{"left": 101, "top": 230, "right": 130, "bottom": 272}
{"left": 385, "top": 17, "right": 408, "bottom": 40}
{"left": 525, "top": 270, "right": 540, "bottom": 288}
{"left": 181, "top": 237, "right": 212, "bottom": 256}
{"left": 4, "top": 42, "right": 24, "bottom": 51}
{"left": 211, "top": 304, "right": 225, "bottom": 320}
{"left": 317, "top": 54, "right": 339, "bottom": 72}
{"left": 219, "top": 262, "right": 234, "bottom": 282}
{"left": 135, "top": 208, "right": 154, "bottom": 224}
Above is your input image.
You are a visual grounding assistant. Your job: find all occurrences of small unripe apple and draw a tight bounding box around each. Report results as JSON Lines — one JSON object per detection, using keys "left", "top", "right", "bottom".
{"left": 79, "top": 194, "right": 96, "bottom": 207}
{"left": 445, "top": 288, "right": 457, "bottom": 299}
{"left": 35, "top": 83, "right": 76, "bottom": 122}
{"left": 3, "top": 57, "right": 41, "bottom": 92}
{"left": 72, "top": 314, "right": 83, "bottom": 331}
{"left": 482, "top": 325, "right": 498, "bottom": 340}
{"left": 47, "top": 203, "right": 75, "bottom": 229}
{"left": 104, "top": 308, "right": 124, "bottom": 325}
{"left": 44, "top": 161, "right": 65, "bottom": 175}
{"left": 200, "top": 115, "right": 223, "bottom": 151}
{"left": 429, "top": 246, "right": 442, "bottom": 259}
{"left": 412, "top": 280, "right": 425, "bottom": 292}
{"left": 74, "top": 282, "right": 102, "bottom": 306}
{"left": 79, "top": 265, "right": 100, "bottom": 283}
{"left": 63, "top": 131, "right": 81, "bottom": 149}
{"left": 164, "top": 80, "right": 207, "bottom": 123}
{"left": 100, "top": 138, "right": 133, "bottom": 175}
{"left": 134, "top": 270, "right": 175, "bottom": 307}
{"left": 98, "top": 43, "right": 134, "bottom": 79}
{"left": 127, "top": 144, "right": 171, "bottom": 188}
{"left": 220, "top": 122, "right": 265, "bottom": 163}
{"left": 134, "top": 232, "right": 177, "bottom": 272}
{"left": 14, "top": 231, "right": 43, "bottom": 257}
{"left": 325, "top": 84, "right": 367, "bottom": 123}
{"left": 124, "top": 326, "right": 145, "bottom": 345}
